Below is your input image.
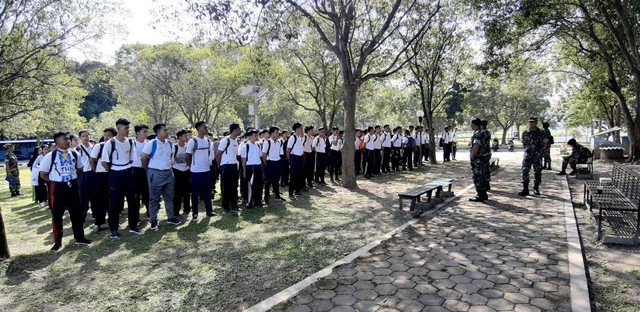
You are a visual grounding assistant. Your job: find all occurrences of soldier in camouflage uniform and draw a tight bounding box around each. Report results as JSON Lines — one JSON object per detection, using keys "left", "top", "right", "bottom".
{"left": 481, "top": 120, "right": 492, "bottom": 191}
{"left": 470, "top": 118, "right": 489, "bottom": 202}
{"left": 558, "top": 138, "right": 592, "bottom": 175}
{"left": 542, "top": 122, "right": 553, "bottom": 170}
{"left": 519, "top": 117, "right": 548, "bottom": 196}
{"left": 4, "top": 144, "right": 21, "bottom": 197}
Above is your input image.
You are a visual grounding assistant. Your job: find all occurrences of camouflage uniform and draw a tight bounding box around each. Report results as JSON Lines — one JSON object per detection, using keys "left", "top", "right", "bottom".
{"left": 482, "top": 129, "right": 492, "bottom": 190}
{"left": 543, "top": 127, "right": 552, "bottom": 169}
{"left": 561, "top": 143, "right": 592, "bottom": 172}
{"left": 471, "top": 129, "right": 490, "bottom": 197}
{"left": 521, "top": 127, "right": 548, "bottom": 187}
{"left": 4, "top": 151, "right": 21, "bottom": 196}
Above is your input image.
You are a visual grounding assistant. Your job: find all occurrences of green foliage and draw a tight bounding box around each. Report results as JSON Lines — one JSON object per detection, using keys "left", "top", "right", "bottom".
{"left": 74, "top": 62, "right": 118, "bottom": 120}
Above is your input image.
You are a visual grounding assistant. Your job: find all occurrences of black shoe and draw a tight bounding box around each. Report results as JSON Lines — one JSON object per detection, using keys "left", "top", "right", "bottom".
{"left": 569, "top": 170, "right": 576, "bottom": 176}
{"left": 557, "top": 171, "right": 566, "bottom": 175}
{"left": 206, "top": 212, "right": 217, "bottom": 217}
{"left": 51, "top": 243, "right": 62, "bottom": 252}
{"left": 518, "top": 190, "right": 530, "bottom": 196}
{"left": 303, "top": 187, "right": 310, "bottom": 192}
{"left": 469, "top": 196, "right": 485, "bottom": 202}
{"left": 534, "top": 189, "right": 541, "bottom": 195}
{"left": 75, "top": 238, "right": 92, "bottom": 246}
{"left": 275, "top": 196, "right": 287, "bottom": 202}
{"left": 110, "top": 231, "right": 121, "bottom": 239}
{"left": 246, "top": 204, "right": 254, "bottom": 209}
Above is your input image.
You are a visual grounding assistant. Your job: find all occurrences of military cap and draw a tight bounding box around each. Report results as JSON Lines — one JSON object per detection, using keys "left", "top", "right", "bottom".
{"left": 529, "top": 117, "right": 538, "bottom": 123}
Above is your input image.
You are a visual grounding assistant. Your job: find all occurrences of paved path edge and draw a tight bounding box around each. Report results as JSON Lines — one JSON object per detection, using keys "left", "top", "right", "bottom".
{"left": 247, "top": 182, "right": 476, "bottom": 312}
{"left": 560, "top": 176, "right": 592, "bottom": 312}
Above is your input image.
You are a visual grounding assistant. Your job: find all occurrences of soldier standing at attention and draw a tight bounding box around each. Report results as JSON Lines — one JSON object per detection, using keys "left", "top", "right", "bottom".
{"left": 519, "top": 117, "right": 548, "bottom": 196}
{"left": 4, "top": 144, "right": 21, "bottom": 197}
{"left": 469, "top": 119, "right": 489, "bottom": 202}
{"left": 481, "top": 120, "right": 492, "bottom": 191}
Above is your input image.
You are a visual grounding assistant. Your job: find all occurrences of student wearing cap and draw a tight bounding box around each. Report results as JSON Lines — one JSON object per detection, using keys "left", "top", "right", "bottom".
{"left": 186, "top": 121, "right": 216, "bottom": 219}
{"left": 302, "top": 126, "right": 315, "bottom": 189}
{"left": 40, "top": 132, "right": 91, "bottom": 251}
{"left": 141, "top": 123, "right": 180, "bottom": 230}
{"left": 279, "top": 131, "right": 290, "bottom": 187}
{"left": 90, "top": 128, "right": 115, "bottom": 232}
{"left": 241, "top": 129, "right": 264, "bottom": 208}
{"left": 132, "top": 124, "right": 150, "bottom": 219}
{"left": 519, "top": 117, "right": 548, "bottom": 196}
{"left": 172, "top": 129, "right": 191, "bottom": 217}
{"left": 76, "top": 130, "right": 96, "bottom": 222}
{"left": 313, "top": 127, "right": 327, "bottom": 185}
{"left": 4, "top": 143, "right": 21, "bottom": 197}
{"left": 263, "top": 127, "right": 285, "bottom": 204}
{"left": 101, "top": 118, "right": 143, "bottom": 238}
{"left": 287, "top": 123, "right": 305, "bottom": 199}
{"left": 391, "top": 127, "right": 403, "bottom": 171}
{"left": 328, "top": 127, "right": 342, "bottom": 182}
{"left": 216, "top": 123, "right": 241, "bottom": 214}
{"left": 381, "top": 125, "right": 392, "bottom": 174}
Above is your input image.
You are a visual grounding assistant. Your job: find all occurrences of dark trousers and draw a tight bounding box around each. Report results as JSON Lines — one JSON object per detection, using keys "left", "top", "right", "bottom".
{"left": 315, "top": 152, "right": 326, "bottom": 182}
{"left": 279, "top": 158, "right": 289, "bottom": 186}
{"left": 220, "top": 164, "right": 239, "bottom": 211}
{"left": 423, "top": 145, "right": 430, "bottom": 161}
{"left": 246, "top": 164, "right": 264, "bottom": 205}
{"left": 354, "top": 150, "right": 362, "bottom": 174}
{"left": 289, "top": 155, "right": 304, "bottom": 195}
{"left": 239, "top": 161, "right": 248, "bottom": 202}
{"left": 133, "top": 167, "right": 149, "bottom": 217}
{"left": 329, "top": 150, "right": 341, "bottom": 179}
{"left": 173, "top": 169, "right": 191, "bottom": 215}
{"left": 382, "top": 147, "right": 391, "bottom": 173}
{"left": 443, "top": 143, "right": 452, "bottom": 161}
{"left": 374, "top": 149, "right": 382, "bottom": 174}
{"left": 78, "top": 170, "right": 96, "bottom": 222}
{"left": 108, "top": 169, "right": 139, "bottom": 231}
{"left": 365, "top": 149, "right": 375, "bottom": 177}
{"left": 265, "top": 160, "right": 281, "bottom": 200}
{"left": 210, "top": 161, "right": 219, "bottom": 197}
{"left": 93, "top": 172, "right": 109, "bottom": 226}
{"left": 191, "top": 171, "right": 213, "bottom": 215}
{"left": 403, "top": 148, "right": 413, "bottom": 170}
{"left": 304, "top": 152, "right": 316, "bottom": 186}
{"left": 48, "top": 180, "right": 86, "bottom": 244}
{"left": 391, "top": 147, "right": 401, "bottom": 171}
{"left": 35, "top": 177, "right": 48, "bottom": 203}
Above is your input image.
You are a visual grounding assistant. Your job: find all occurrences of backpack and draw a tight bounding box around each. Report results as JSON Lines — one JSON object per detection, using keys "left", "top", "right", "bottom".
{"left": 359, "top": 139, "right": 365, "bottom": 151}
{"left": 148, "top": 139, "right": 175, "bottom": 160}
{"left": 190, "top": 137, "right": 212, "bottom": 164}
{"left": 406, "top": 137, "right": 416, "bottom": 150}
{"left": 289, "top": 135, "right": 298, "bottom": 149}
{"left": 48, "top": 149, "right": 79, "bottom": 174}
{"left": 108, "top": 138, "right": 134, "bottom": 167}
{"left": 549, "top": 135, "right": 554, "bottom": 145}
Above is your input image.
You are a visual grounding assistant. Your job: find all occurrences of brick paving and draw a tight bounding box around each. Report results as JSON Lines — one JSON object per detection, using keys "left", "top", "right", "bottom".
{"left": 272, "top": 167, "right": 572, "bottom": 312}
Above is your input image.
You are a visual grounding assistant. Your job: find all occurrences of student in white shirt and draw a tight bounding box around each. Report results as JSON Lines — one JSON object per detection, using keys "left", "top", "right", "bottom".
{"left": 132, "top": 124, "right": 150, "bottom": 219}
{"left": 141, "top": 123, "right": 180, "bottom": 230}
{"left": 336, "top": 130, "right": 345, "bottom": 179}
{"left": 441, "top": 126, "right": 452, "bottom": 162}
{"left": 328, "top": 127, "right": 341, "bottom": 183}
{"left": 354, "top": 129, "right": 364, "bottom": 175}
{"left": 101, "top": 118, "right": 143, "bottom": 238}
{"left": 262, "top": 127, "right": 285, "bottom": 204}
{"left": 75, "top": 130, "right": 96, "bottom": 221}
{"left": 39, "top": 131, "right": 91, "bottom": 252}
{"left": 186, "top": 121, "right": 217, "bottom": 219}
{"left": 381, "top": 125, "right": 392, "bottom": 174}
{"left": 302, "top": 126, "right": 315, "bottom": 189}
{"left": 278, "top": 131, "right": 289, "bottom": 187}
{"left": 89, "top": 128, "right": 115, "bottom": 232}
{"left": 422, "top": 128, "right": 431, "bottom": 162}
{"left": 241, "top": 129, "right": 264, "bottom": 208}
{"left": 287, "top": 123, "right": 305, "bottom": 199}
{"left": 363, "top": 126, "right": 375, "bottom": 179}
{"left": 372, "top": 126, "right": 382, "bottom": 175}
{"left": 451, "top": 127, "right": 459, "bottom": 161}
{"left": 31, "top": 144, "right": 49, "bottom": 207}
{"left": 413, "top": 126, "right": 424, "bottom": 168}
{"left": 313, "top": 127, "right": 327, "bottom": 185}
{"left": 391, "top": 127, "right": 403, "bottom": 171}
{"left": 216, "top": 123, "right": 242, "bottom": 215}
{"left": 172, "top": 129, "right": 191, "bottom": 217}
{"left": 238, "top": 134, "right": 249, "bottom": 204}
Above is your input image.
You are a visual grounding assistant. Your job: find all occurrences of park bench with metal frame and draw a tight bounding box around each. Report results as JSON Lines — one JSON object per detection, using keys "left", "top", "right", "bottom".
{"left": 398, "top": 179, "right": 455, "bottom": 217}
{"left": 575, "top": 157, "right": 594, "bottom": 179}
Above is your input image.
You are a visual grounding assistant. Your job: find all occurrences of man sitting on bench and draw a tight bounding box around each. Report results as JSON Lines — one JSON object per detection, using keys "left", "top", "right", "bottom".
{"left": 558, "top": 139, "right": 591, "bottom": 176}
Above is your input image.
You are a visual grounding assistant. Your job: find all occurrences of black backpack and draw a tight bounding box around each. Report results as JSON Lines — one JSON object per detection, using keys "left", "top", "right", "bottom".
{"left": 108, "top": 138, "right": 134, "bottom": 167}
{"left": 47, "top": 149, "right": 79, "bottom": 174}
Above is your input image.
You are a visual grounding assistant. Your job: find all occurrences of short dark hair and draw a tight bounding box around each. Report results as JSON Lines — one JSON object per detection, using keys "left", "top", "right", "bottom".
{"left": 367, "top": 126, "right": 374, "bottom": 132}
{"left": 269, "top": 127, "right": 280, "bottom": 134}
{"left": 53, "top": 132, "right": 69, "bottom": 143}
{"left": 176, "top": 129, "right": 188, "bottom": 138}
{"left": 304, "top": 126, "right": 314, "bottom": 133}
{"left": 318, "top": 127, "right": 325, "bottom": 132}
{"left": 568, "top": 138, "right": 577, "bottom": 146}
{"left": 374, "top": 125, "right": 381, "bottom": 130}
{"left": 383, "top": 124, "right": 390, "bottom": 129}
{"left": 103, "top": 127, "right": 117, "bottom": 136}
{"left": 134, "top": 124, "right": 149, "bottom": 134}
{"left": 280, "top": 130, "right": 288, "bottom": 135}
{"left": 481, "top": 120, "right": 488, "bottom": 127}
{"left": 116, "top": 118, "right": 130, "bottom": 127}
{"left": 78, "top": 129, "right": 90, "bottom": 137}
{"left": 195, "top": 121, "right": 207, "bottom": 130}
{"left": 543, "top": 122, "right": 550, "bottom": 128}
{"left": 223, "top": 131, "right": 230, "bottom": 136}
{"left": 229, "top": 123, "right": 240, "bottom": 132}
{"left": 292, "top": 123, "right": 302, "bottom": 131}
{"left": 332, "top": 127, "right": 339, "bottom": 131}
{"left": 472, "top": 118, "right": 482, "bottom": 126}
{"left": 153, "top": 123, "right": 166, "bottom": 134}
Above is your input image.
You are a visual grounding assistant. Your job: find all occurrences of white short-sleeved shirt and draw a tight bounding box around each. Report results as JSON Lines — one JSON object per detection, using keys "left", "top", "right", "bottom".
{"left": 278, "top": 138, "right": 286, "bottom": 156}
{"left": 287, "top": 134, "right": 304, "bottom": 156}
{"left": 90, "top": 143, "right": 108, "bottom": 173}
{"left": 402, "top": 136, "right": 409, "bottom": 146}
{"left": 241, "top": 141, "right": 262, "bottom": 165}
{"left": 186, "top": 136, "right": 213, "bottom": 172}
{"left": 372, "top": 134, "right": 381, "bottom": 149}
{"left": 77, "top": 143, "right": 93, "bottom": 172}
{"left": 101, "top": 138, "right": 136, "bottom": 171}
{"left": 313, "top": 136, "right": 326, "bottom": 153}
{"left": 381, "top": 132, "right": 392, "bottom": 148}
{"left": 355, "top": 137, "right": 362, "bottom": 149}
{"left": 364, "top": 134, "right": 375, "bottom": 150}
{"left": 172, "top": 144, "right": 189, "bottom": 172}
{"left": 329, "top": 134, "right": 340, "bottom": 151}
{"left": 217, "top": 136, "right": 239, "bottom": 166}
{"left": 132, "top": 139, "right": 147, "bottom": 168}
{"left": 142, "top": 138, "right": 173, "bottom": 170}
{"left": 391, "top": 133, "right": 403, "bottom": 148}
{"left": 441, "top": 132, "right": 451, "bottom": 144}
{"left": 262, "top": 138, "right": 281, "bottom": 161}
{"left": 39, "top": 149, "right": 83, "bottom": 182}
{"left": 451, "top": 132, "right": 458, "bottom": 143}
{"left": 338, "top": 138, "right": 344, "bottom": 150}
{"left": 422, "top": 132, "right": 430, "bottom": 145}
{"left": 303, "top": 134, "right": 314, "bottom": 153}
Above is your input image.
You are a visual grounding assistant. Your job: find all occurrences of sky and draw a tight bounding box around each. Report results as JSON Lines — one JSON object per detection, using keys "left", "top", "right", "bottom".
{"left": 68, "top": 0, "right": 192, "bottom": 64}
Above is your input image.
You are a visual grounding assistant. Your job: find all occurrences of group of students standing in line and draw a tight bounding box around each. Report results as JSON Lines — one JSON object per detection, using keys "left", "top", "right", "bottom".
{"left": 26, "top": 117, "right": 464, "bottom": 252}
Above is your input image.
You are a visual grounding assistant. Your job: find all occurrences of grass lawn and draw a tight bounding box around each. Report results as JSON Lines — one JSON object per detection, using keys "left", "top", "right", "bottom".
{"left": 0, "top": 162, "right": 474, "bottom": 311}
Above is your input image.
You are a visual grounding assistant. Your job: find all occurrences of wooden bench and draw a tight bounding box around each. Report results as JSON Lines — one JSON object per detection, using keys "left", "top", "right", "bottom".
{"left": 398, "top": 179, "right": 455, "bottom": 217}
{"left": 489, "top": 158, "right": 500, "bottom": 171}
{"left": 575, "top": 157, "right": 594, "bottom": 179}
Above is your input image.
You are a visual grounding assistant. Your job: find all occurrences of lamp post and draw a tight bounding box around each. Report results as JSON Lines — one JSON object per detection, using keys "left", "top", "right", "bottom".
{"left": 417, "top": 110, "right": 424, "bottom": 168}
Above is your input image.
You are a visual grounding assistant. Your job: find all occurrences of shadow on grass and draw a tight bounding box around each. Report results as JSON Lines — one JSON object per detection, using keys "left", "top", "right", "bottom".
{"left": 3, "top": 252, "right": 61, "bottom": 286}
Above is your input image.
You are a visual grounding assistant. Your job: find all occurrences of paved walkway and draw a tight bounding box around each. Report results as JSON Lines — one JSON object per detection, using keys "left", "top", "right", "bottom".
{"left": 273, "top": 166, "right": 572, "bottom": 312}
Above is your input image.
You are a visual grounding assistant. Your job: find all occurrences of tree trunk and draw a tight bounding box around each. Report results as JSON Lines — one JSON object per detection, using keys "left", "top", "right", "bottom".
{"left": 514, "top": 124, "right": 521, "bottom": 140}
{"left": 0, "top": 207, "right": 9, "bottom": 259}
{"left": 501, "top": 127, "right": 508, "bottom": 145}
{"left": 341, "top": 85, "right": 358, "bottom": 189}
